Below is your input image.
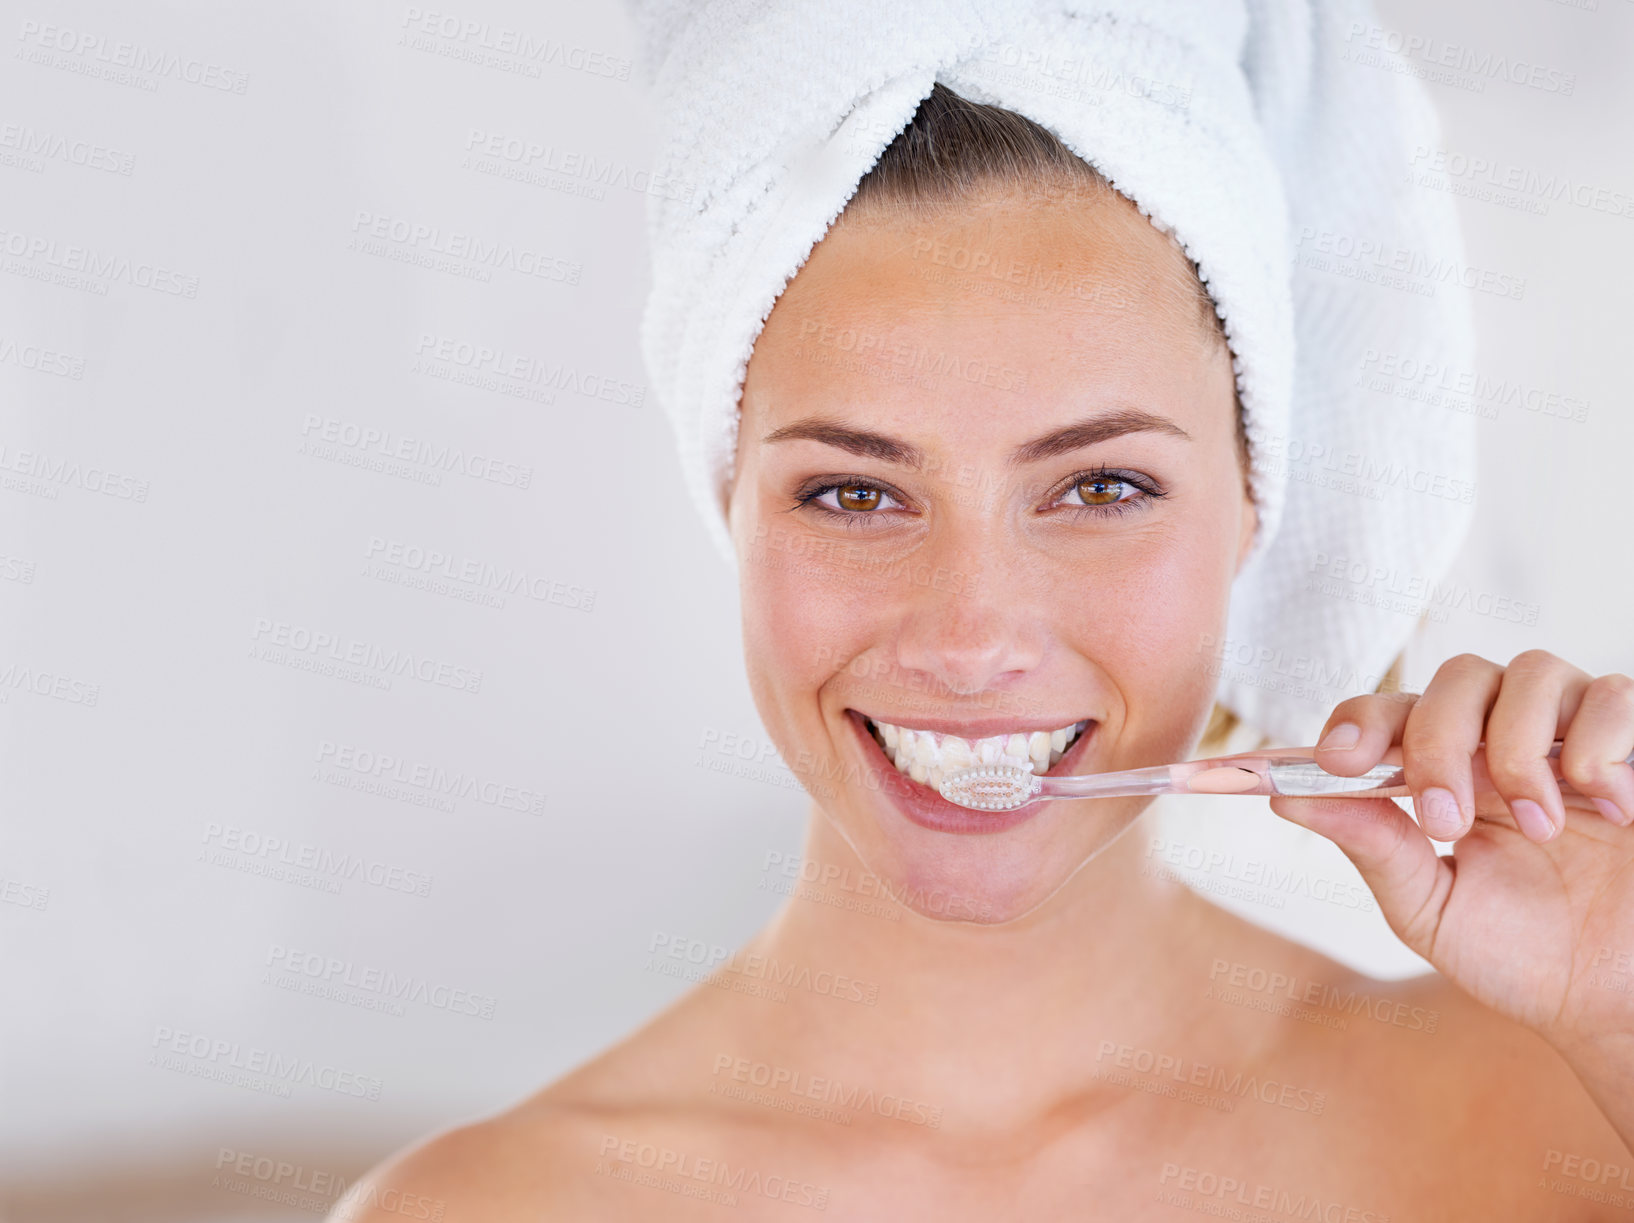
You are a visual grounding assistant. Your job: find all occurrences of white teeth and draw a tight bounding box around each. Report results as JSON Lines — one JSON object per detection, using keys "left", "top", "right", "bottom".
{"left": 865, "top": 716, "right": 1091, "bottom": 798}
{"left": 941, "top": 736, "right": 976, "bottom": 772}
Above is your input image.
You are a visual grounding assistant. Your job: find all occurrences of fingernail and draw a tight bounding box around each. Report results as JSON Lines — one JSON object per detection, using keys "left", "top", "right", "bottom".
{"left": 1317, "top": 722, "right": 1360, "bottom": 752}
{"left": 1590, "top": 797, "right": 1630, "bottom": 826}
{"left": 1419, "top": 787, "right": 1463, "bottom": 839}
{"left": 1511, "top": 798, "right": 1556, "bottom": 841}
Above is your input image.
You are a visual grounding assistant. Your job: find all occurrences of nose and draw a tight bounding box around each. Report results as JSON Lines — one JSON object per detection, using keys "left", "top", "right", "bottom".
{"left": 889, "top": 533, "right": 1046, "bottom": 696}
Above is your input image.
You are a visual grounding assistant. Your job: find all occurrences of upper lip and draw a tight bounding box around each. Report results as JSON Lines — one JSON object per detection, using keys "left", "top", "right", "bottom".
{"left": 850, "top": 709, "right": 1093, "bottom": 737}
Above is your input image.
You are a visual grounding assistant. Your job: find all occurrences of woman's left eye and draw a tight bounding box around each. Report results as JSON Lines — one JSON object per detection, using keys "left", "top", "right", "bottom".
{"left": 1051, "top": 470, "right": 1162, "bottom": 517}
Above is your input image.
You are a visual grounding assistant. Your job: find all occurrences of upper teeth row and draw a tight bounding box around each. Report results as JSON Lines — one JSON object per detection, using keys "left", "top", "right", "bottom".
{"left": 869, "top": 717, "right": 1090, "bottom": 788}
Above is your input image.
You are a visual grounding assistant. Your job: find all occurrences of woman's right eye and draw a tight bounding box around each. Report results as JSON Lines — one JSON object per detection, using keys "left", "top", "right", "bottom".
{"left": 800, "top": 482, "right": 903, "bottom": 516}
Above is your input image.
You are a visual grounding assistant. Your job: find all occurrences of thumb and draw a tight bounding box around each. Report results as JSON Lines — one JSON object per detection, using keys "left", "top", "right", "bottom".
{"left": 1267, "top": 793, "right": 1455, "bottom": 961}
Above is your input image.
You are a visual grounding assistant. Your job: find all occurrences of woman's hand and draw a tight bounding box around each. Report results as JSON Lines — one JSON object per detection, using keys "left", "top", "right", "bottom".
{"left": 1267, "top": 650, "right": 1634, "bottom": 1064}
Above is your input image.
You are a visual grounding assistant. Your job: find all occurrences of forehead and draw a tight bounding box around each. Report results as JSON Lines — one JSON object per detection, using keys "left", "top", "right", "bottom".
{"left": 742, "top": 186, "right": 1226, "bottom": 433}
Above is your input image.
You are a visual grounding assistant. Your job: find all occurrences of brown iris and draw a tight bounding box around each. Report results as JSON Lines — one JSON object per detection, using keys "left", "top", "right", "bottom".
{"left": 1075, "top": 476, "right": 1125, "bottom": 506}
{"left": 835, "top": 484, "right": 882, "bottom": 511}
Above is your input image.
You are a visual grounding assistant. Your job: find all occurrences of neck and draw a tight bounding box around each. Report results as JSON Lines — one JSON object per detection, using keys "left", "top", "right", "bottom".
{"left": 721, "top": 799, "right": 1232, "bottom": 1134}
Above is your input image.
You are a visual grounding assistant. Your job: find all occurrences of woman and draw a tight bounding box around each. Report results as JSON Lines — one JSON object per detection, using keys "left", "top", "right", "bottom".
{"left": 337, "top": 52, "right": 1634, "bottom": 1223}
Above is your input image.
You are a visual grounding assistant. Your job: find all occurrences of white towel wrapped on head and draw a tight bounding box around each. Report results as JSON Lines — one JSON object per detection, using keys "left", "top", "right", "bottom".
{"left": 626, "top": 0, "right": 1478, "bottom": 747}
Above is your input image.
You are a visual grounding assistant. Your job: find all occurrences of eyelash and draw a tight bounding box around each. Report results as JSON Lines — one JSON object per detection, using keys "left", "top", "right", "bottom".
{"left": 792, "top": 467, "right": 1165, "bottom": 526}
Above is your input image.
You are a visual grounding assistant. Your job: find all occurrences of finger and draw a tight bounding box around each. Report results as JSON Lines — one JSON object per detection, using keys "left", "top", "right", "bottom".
{"left": 1556, "top": 672, "right": 1634, "bottom": 828}
{"left": 1267, "top": 793, "right": 1453, "bottom": 962}
{"left": 1485, "top": 650, "right": 1592, "bottom": 843}
{"left": 1312, "top": 690, "right": 1419, "bottom": 773}
{"left": 1402, "top": 654, "right": 1504, "bottom": 842}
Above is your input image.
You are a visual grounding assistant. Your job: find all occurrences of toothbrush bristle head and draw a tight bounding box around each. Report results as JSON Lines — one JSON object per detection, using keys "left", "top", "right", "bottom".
{"left": 937, "top": 765, "right": 1038, "bottom": 811}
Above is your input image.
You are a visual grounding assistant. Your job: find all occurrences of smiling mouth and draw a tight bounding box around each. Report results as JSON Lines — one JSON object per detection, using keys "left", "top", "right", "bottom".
{"left": 862, "top": 715, "right": 1093, "bottom": 794}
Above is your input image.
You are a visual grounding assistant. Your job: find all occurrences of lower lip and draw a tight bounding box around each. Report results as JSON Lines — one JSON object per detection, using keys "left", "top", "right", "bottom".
{"left": 845, "top": 710, "right": 1098, "bottom": 836}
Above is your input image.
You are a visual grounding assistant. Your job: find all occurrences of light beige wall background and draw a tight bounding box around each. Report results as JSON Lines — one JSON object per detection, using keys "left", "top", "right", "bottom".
{"left": 2, "top": 0, "right": 1629, "bottom": 1218}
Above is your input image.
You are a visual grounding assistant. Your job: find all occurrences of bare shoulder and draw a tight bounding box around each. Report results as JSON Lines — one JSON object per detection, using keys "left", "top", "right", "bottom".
{"left": 1185, "top": 893, "right": 1628, "bottom": 1218}
{"left": 327, "top": 991, "right": 743, "bottom": 1221}
{"left": 325, "top": 1099, "right": 621, "bottom": 1222}
{"left": 1408, "top": 970, "right": 1626, "bottom": 1138}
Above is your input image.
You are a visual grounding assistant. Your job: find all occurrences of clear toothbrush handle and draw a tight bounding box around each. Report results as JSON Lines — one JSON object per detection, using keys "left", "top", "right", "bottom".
{"left": 1262, "top": 737, "right": 1634, "bottom": 799}
{"left": 1036, "top": 763, "right": 1183, "bottom": 799}
{"left": 949, "top": 737, "right": 1634, "bottom": 811}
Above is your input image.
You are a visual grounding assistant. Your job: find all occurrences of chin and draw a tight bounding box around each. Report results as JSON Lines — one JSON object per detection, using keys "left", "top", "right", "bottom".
{"left": 812, "top": 790, "right": 1146, "bottom": 928}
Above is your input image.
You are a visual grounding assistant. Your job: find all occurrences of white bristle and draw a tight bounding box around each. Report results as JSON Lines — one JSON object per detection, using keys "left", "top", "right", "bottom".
{"left": 937, "top": 765, "right": 1037, "bottom": 811}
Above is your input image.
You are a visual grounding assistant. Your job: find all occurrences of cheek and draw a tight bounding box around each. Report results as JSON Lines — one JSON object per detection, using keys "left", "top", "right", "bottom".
{"left": 1047, "top": 521, "right": 1234, "bottom": 684}
{"left": 738, "top": 530, "right": 878, "bottom": 700}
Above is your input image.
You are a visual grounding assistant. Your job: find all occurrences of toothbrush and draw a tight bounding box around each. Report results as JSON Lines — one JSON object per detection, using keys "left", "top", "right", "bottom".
{"left": 937, "top": 738, "right": 1634, "bottom": 812}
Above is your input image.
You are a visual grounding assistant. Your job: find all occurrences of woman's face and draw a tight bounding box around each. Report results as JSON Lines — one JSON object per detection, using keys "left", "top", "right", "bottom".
{"left": 728, "top": 181, "right": 1257, "bottom": 923}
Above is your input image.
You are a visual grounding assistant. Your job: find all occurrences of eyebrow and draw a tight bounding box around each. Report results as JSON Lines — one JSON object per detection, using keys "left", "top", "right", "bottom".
{"left": 761, "top": 408, "right": 1192, "bottom": 467}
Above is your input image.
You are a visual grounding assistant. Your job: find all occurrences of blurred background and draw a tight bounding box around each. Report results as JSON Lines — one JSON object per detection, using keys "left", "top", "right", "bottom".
{"left": 2, "top": 0, "right": 1630, "bottom": 1218}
